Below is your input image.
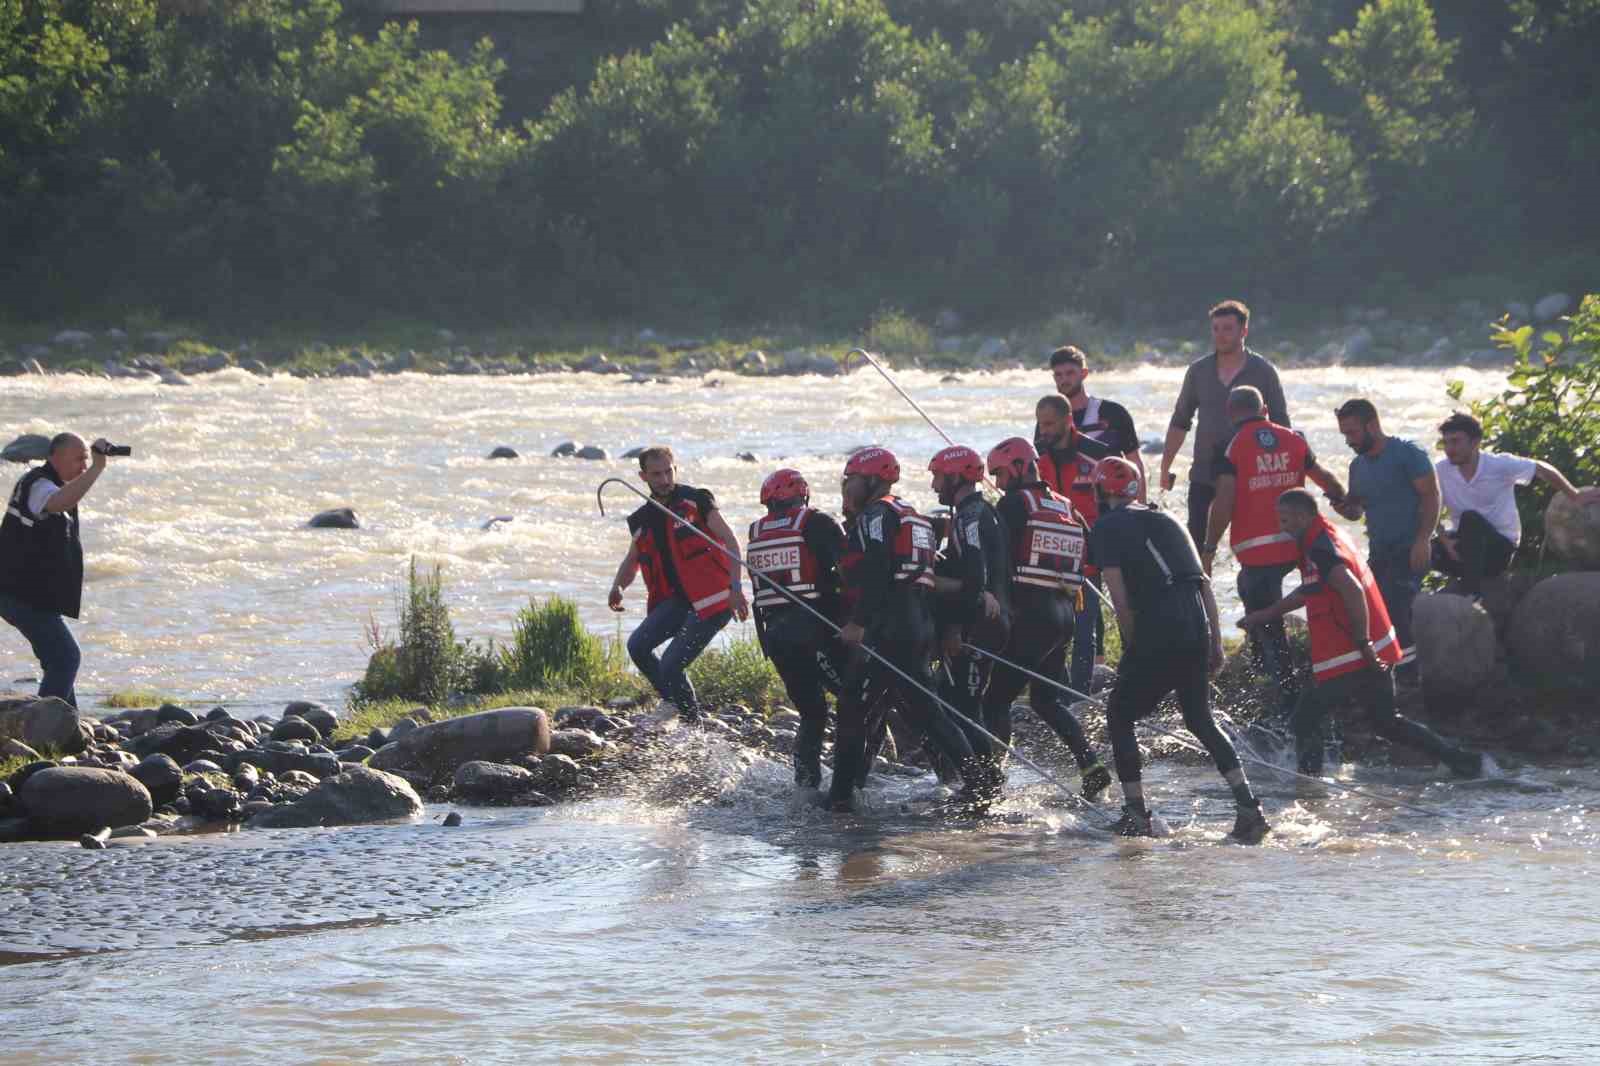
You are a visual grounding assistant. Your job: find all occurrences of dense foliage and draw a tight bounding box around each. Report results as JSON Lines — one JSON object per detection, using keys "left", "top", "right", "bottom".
{"left": 1448, "top": 293, "right": 1600, "bottom": 560}
{"left": 3, "top": 0, "right": 1596, "bottom": 328}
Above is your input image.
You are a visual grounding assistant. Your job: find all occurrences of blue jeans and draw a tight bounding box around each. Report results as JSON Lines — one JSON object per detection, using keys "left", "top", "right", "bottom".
{"left": 1367, "top": 544, "right": 1421, "bottom": 684}
{"left": 1070, "top": 576, "right": 1102, "bottom": 693}
{"left": 627, "top": 597, "right": 730, "bottom": 716}
{"left": 0, "top": 592, "right": 80, "bottom": 708}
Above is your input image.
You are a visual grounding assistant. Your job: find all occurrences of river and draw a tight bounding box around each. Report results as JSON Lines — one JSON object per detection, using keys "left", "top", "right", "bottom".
{"left": 7, "top": 364, "right": 1596, "bottom": 1063}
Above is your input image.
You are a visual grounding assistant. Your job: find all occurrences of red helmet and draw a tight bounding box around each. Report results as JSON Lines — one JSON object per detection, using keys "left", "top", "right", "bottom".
{"left": 1094, "top": 456, "right": 1141, "bottom": 499}
{"left": 760, "top": 468, "right": 810, "bottom": 505}
{"left": 843, "top": 446, "right": 900, "bottom": 485}
{"left": 986, "top": 437, "right": 1038, "bottom": 477}
{"left": 927, "top": 445, "right": 983, "bottom": 484}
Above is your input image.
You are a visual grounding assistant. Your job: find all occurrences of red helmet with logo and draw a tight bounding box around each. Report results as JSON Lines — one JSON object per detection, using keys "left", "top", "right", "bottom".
{"left": 927, "top": 445, "right": 984, "bottom": 484}
{"left": 1093, "top": 456, "right": 1141, "bottom": 500}
{"left": 760, "top": 468, "right": 810, "bottom": 505}
{"left": 843, "top": 446, "right": 900, "bottom": 485}
{"left": 986, "top": 437, "right": 1039, "bottom": 477}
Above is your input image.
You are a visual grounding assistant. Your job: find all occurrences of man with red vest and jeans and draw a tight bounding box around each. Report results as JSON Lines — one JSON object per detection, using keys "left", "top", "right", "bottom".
{"left": 830, "top": 447, "right": 983, "bottom": 811}
{"left": 609, "top": 446, "right": 749, "bottom": 723}
{"left": 1035, "top": 394, "right": 1115, "bottom": 693}
{"left": 1203, "top": 386, "right": 1347, "bottom": 719}
{"left": 1238, "top": 489, "right": 1484, "bottom": 778}
{"left": 747, "top": 468, "right": 848, "bottom": 787}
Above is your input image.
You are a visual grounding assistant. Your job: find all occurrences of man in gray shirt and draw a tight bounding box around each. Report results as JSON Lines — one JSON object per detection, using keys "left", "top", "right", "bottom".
{"left": 1160, "top": 300, "right": 1290, "bottom": 545}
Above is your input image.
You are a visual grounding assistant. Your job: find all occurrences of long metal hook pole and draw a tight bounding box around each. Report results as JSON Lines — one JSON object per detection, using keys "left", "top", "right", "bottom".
{"left": 595, "top": 477, "right": 1114, "bottom": 823}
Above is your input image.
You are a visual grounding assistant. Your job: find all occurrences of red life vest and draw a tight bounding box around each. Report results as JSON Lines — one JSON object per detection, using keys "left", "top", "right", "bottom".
{"left": 1039, "top": 451, "right": 1099, "bottom": 527}
{"left": 882, "top": 496, "right": 937, "bottom": 590}
{"left": 1298, "top": 515, "right": 1401, "bottom": 682}
{"left": 747, "top": 507, "right": 822, "bottom": 611}
{"left": 1223, "top": 419, "right": 1310, "bottom": 566}
{"left": 1009, "top": 487, "right": 1086, "bottom": 593}
{"left": 632, "top": 489, "right": 732, "bottom": 620}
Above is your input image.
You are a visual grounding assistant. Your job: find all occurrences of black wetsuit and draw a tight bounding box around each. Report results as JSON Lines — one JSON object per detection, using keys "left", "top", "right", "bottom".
{"left": 984, "top": 484, "right": 1101, "bottom": 769}
{"left": 829, "top": 497, "right": 977, "bottom": 807}
{"left": 751, "top": 507, "right": 850, "bottom": 788}
{"left": 935, "top": 491, "right": 1009, "bottom": 757}
{"left": 1088, "top": 503, "right": 1245, "bottom": 788}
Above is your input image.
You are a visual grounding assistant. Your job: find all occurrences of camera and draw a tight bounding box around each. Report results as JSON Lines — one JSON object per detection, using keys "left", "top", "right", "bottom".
{"left": 92, "top": 442, "right": 132, "bottom": 457}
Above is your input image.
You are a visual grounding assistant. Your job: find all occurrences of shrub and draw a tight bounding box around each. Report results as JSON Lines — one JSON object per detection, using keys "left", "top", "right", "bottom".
{"left": 1447, "top": 293, "right": 1600, "bottom": 560}
{"left": 687, "top": 635, "right": 786, "bottom": 711}
{"left": 501, "top": 595, "right": 628, "bottom": 692}
{"left": 353, "top": 557, "right": 478, "bottom": 705}
{"left": 863, "top": 307, "right": 933, "bottom": 357}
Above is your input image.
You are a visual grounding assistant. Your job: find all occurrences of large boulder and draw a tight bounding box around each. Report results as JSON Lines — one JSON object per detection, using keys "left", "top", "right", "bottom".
{"left": 1412, "top": 593, "right": 1499, "bottom": 693}
{"left": 374, "top": 707, "right": 551, "bottom": 777}
{"left": 452, "top": 760, "right": 537, "bottom": 801}
{"left": 247, "top": 766, "right": 423, "bottom": 829}
{"left": 284, "top": 700, "right": 337, "bottom": 738}
{"left": 1545, "top": 491, "right": 1600, "bottom": 570}
{"left": 19, "top": 767, "right": 152, "bottom": 836}
{"left": 1508, "top": 573, "right": 1600, "bottom": 686}
{"left": 129, "top": 753, "right": 184, "bottom": 807}
{"left": 0, "top": 697, "right": 85, "bottom": 753}
{"left": 2, "top": 433, "right": 50, "bottom": 463}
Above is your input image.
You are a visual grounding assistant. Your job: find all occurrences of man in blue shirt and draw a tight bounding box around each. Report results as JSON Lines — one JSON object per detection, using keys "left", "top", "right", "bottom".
{"left": 1331, "top": 399, "right": 1440, "bottom": 686}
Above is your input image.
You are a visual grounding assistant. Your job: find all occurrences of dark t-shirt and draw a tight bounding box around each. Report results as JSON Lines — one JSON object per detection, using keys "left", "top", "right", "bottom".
{"left": 1088, "top": 503, "right": 1205, "bottom": 614}
{"left": 1075, "top": 397, "right": 1140, "bottom": 457}
{"left": 1298, "top": 529, "right": 1342, "bottom": 597}
{"left": 627, "top": 484, "right": 717, "bottom": 597}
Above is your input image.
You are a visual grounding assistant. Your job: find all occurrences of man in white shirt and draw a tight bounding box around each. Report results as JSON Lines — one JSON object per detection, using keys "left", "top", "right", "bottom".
{"left": 1433, "top": 412, "right": 1599, "bottom": 595}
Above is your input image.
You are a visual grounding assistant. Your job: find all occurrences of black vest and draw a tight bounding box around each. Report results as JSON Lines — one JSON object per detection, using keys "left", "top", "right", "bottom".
{"left": 0, "top": 465, "right": 84, "bottom": 617}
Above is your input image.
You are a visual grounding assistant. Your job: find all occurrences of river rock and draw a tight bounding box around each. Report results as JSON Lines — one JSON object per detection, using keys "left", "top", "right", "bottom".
{"left": 0, "top": 696, "right": 85, "bottom": 753}
{"left": 1508, "top": 573, "right": 1600, "bottom": 686}
{"left": 548, "top": 729, "right": 605, "bottom": 759}
{"left": 530, "top": 753, "right": 582, "bottom": 792}
{"left": 19, "top": 767, "right": 153, "bottom": 837}
{"left": 575, "top": 445, "right": 609, "bottom": 461}
{"left": 1544, "top": 491, "right": 1600, "bottom": 569}
{"left": 80, "top": 828, "right": 110, "bottom": 849}
{"left": 233, "top": 747, "right": 341, "bottom": 779}
{"left": 1412, "top": 593, "right": 1499, "bottom": 693}
{"left": 271, "top": 716, "right": 321, "bottom": 743}
{"left": 371, "top": 707, "right": 551, "bottom": 778}
{"left": 2, "top": 433, "right": 50, "bottom": 463}
{"left": 1534, "top": 293, "right": 1572, "bottom": 323}
{"left": 488, "top": 446, "right": 519, "bottom": 460}
{"left": 283, "top": 701, "right": 336, "bottom": 737}
{"left": 1, "top": 738, "right": 41, "bottom": 761}
{"left": 129, "top": 753, "right": 183, "bottom": 806}
{"left": 247, "top": 766, "right": 423, "bottom": 829}
{"left": 452, "top": 760, "right": 537, "bottom": 801}
{"left": 550, "top": 441, "right": 577, "bottom": 457}
{"left": 53, "top": 329, "right": 93, "bottom": 346}
{"left": 180, "top": 351, "right": 231, "bottom": 374}
{"left": 308, "top": 508, "right": 359, "bottom": 529}
{"left": 156, "top": 703, "right": 198, "bottom": 726}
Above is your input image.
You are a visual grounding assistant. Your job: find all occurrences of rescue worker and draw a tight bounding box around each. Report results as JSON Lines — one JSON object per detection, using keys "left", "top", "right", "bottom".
{"left": 927, "top": 445, "right": 1008, "bottom": 784}
{"left": 1088, "top": 457, "right": 1268, "bottom": 842}
{"left": 830, "top": 447, "right": 982, "bottom": 811}
{"left": 609, "top": 446, "right": 749, "bottom": 723}
{"left": 1035, "top": 394, "right": 1116, "bottom": 692}
{"left": 1238, "top": 489, "right": 1485, "bottom": 779}
{"left": 747, "top": 468, "right": 851, "bottom": 788}
{"left": 1202, "top": 386, "right": 1348, "bottom": 719}
{"left": 984, "top": 438, "right": 1113, "bottom": 799}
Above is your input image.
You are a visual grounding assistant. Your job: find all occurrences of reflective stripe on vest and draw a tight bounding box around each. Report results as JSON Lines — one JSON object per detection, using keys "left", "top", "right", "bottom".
{"left": 747, "top": 507, "right": 822, "bottom": 608}
{"left": 884, "top": 498, "right": 937, "bottom": 590}
{"left": 1233, "top": 531, "right": 1295, "bottom": 554}
{"left": 1225, "top": 420, "right": 1308, "bottom": 566}
{"left": 1012, "top": 488, "right": 1085, "bottom": 593}
{"left": 1299, "top": 515, "right": 1403, "bottom": 682}
{"left": 1312, "top": 628, "right": 1398, "bottom": 677}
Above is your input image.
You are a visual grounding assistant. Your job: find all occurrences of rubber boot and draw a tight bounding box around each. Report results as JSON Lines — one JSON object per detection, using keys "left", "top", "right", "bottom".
{"left": 1230, "top": 799, "right": 1270, "bottom": 844}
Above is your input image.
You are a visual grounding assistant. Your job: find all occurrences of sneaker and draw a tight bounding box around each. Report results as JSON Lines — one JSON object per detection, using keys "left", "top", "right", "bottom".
{"left": 1447, "top": 749, "right": 1485, "bottom": 779}
{"left": 1080, "top": 759, "right": 1112, "bottom": 802}
{"left": 1230, "top": 802, "right": 1270, "bottom": 845}
{"left": 1114, "top": 803, "right": 1154, "bottom": 837}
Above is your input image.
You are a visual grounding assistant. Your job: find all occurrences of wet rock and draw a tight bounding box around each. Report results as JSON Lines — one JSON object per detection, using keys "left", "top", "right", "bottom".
{"left": 0, "top": 696, "right": 84, "bottom": 753}
{"left": 1412, "top": 593, "right": 1499, "bottom": 694}
{"left": 548, "top": 728, "right": 605, "bottom": 759}
{"left": 180, "top": 351, "right": 231, "bottom": 374}
{"left": 248, "top": 766, "right": 424, "bottom": 829}
{"left": 530, "top": 752, "right": 582, "bottom": 792}
{"left": 129, "top": 753, "right": 183, "bottom": 807}
{"left": 1534, "top": 293, "right": 1571, "bottom": 323}
{"left": 452, "top": 760, "right": 537, "bottom": 801}
{"left": 370, "top": 707, "right": 551, "bottom": 778}
{"left": 271, "top": 715, "right": 321, "bottom": 743}
{"left": 574, "top": 353, "right": 614, "bottom": 373}
{"left": 554, "top": 705, "right": 607, "bottom": 728}
{"left": 156, "top": 703, "right": 198, "bottom": 726}
{"left": 1, "top": 738, "right": 40, "bottom": 761}
{"left": 735, "top": 451, "right": 759, "bottom": 462}
{"left": 488, "top": 446, "right": 519, "bottom": 459}
{"left": 621, "top": 446, "right": 646, "bottom": 460}
{"left": 2, "top": 433, "right": 50, "bottom": 463}
{"left": 239, "top": 358, "right": 270, "bottom": 375}
{"left": 366, "top": 726, "right": 391, "bottom": 749}
{"left": 80, "top": 829, "right": 110, "bottom": 849}
{"left": 158, "top": 368, "right": 191, "bottom": 386}
{"left": 308, "top": 508, "right": 359, "bottom": 529}
{"left": 286, "top": 701, "right": 337, "bottom": 737}
{"left": 0, "top": 815, "right": 28, "bottom": 841}
{"left": 233, "top": 747, "right": 341, "bottom": 779}
{"left": 19, "top": 767, "right": 153, "bottom": 837}
{"left": 1509, "top": 573, "right": 1600, "bottom": 686}
{"left": 1545, "top": 491, "right": 1600, "bottom": 569}
{"left": 197, "top": 787, "right": 243, "bottom": 821}
{"left": 575, "top": 445, "right": 609, "bottom": 461}
{"left": 340, "top": 744, "right": 376, "bottom": 762}
{"left": 146, "top": 724, "right": 230, "bottom": 765}
{"left": 442, "top": 811, "right": 462, "bottom": 827}
{"left": 181, "top": 758, "right": 224, "bottom": 775}
{"left": 390, "top": 716, "right": 422, "bottom": 740}
{"left": 550, "top": 441, "right": 577, "bottom": 457}
{"left": 109, "top": 824, "right": 157, "bottom": 840}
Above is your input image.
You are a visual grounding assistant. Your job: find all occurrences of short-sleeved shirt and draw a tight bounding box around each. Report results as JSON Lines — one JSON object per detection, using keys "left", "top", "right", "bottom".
{"left": 1087, "top": 503, "right": 1205, "bottom": 614}
{"left": 1168, "top": 349, "right": 1290, "bottom": 486}
{"left": 1436, "top": 452, "right": 1538, "bottom": 544}
{"left": 1074, "top": 397, "right": 1140, "bottom": 457}
{"left": 1347, "top": 437, "right": 1434, "bottom": 552}
{"left": 27, "top": 479, "right": 58, "bottom": 517}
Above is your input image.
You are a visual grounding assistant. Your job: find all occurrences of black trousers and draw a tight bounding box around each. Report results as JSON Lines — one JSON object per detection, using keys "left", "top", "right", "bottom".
{"left": 1290, "top": 665, "right": 1470, "bottom": 774}
{"left": 1237, "top": 561, "right": 1300, "bottom": 715}
{"left": 760, "top": 608, "right": 852, "bottom": 788}
{"left": 1186, "top": 482, "right": 1216, "bottom": 550}
{"left": 1432, "top": 510, "right": 1516, "bottom": 595}
{"left": 938, "top": 612, "right": 1008, "bottom": 759}
{"left": 829, "top": 592, "right": 977, "bottom": 807}
{"left": 1105, "top": 589, "right": 1243, "bottom": 786}
{"left": 980, "top": 593, "right": 1098, "bottom": 768}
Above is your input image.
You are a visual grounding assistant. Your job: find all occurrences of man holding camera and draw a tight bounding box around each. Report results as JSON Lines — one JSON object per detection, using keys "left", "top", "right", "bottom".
{"left": 0, "top": 434, "right": 122, "bottom": 708}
